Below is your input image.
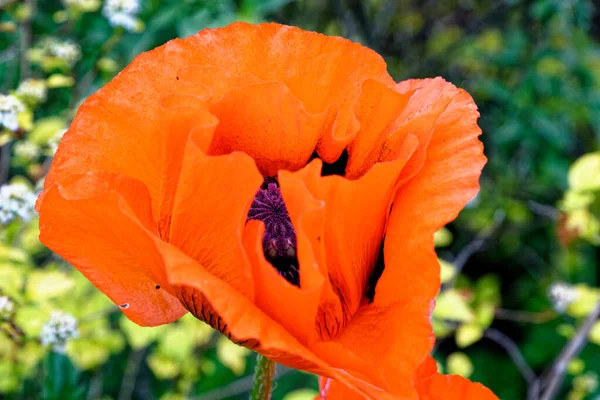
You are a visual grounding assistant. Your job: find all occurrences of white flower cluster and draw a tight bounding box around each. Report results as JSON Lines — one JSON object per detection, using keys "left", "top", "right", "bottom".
{"left": 547, "top": 281, "right": 579, "bottom": 313}
{"left": 14, "top": 140, "right": 41, "bottom": 160}
{"left": 102, "top": 0, "right": 141, "bottom": 31}
{"left": 41, "top": 38, "right": 81, "bottom": 67}
{"left": 16, "top": 79, "right": 48, "bottom": 103}
{"left": 0, "top": 296, "right": 14, "bottom": 320}
{"left": 0, "top": 183, "right": 38, "bottom": 225}
{"left": 40, "top": 311, "right": 79, "bottom": 353}
{"left": 0, "top": 94, "right": 26, "bottom": 131}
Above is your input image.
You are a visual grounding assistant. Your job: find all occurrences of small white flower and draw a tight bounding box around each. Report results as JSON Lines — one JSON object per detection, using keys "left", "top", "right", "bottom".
{"left": 0, "top": 183, "right": 38, "bottom": 225}
{"left": 0, "top": 296, "right": 14, "bottom": 320}
{"left": 0, "top": 94, "right": 26, "bottom": 132}
{"left": 40, "top": 311, "right": 79, "bottom": 353}
{"left": 14, "top": 140, "right": 41, "bottom": 160}
{"left": 16, "top": 79, "right": 48, "bottom": 103}
{"left": 52, "top": 41, "right": 81, "bottom": 66}
{"left": 40, "top": 38, "right": 81, "bottom": 67}
{"left": 548, "top": 281, "right": 579, "bottom": 313}
{"left": 102, "top": 0, "right": 141, "bottom": 31}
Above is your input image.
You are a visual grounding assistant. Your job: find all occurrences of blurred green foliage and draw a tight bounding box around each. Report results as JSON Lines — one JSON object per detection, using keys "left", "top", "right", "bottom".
{"left": 1, "top": 0, "right": 600, "bottom": 399}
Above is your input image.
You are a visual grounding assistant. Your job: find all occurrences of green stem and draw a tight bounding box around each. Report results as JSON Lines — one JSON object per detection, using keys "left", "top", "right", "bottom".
{"left": 250, "top": 354, "right": 275, "bottom": 400}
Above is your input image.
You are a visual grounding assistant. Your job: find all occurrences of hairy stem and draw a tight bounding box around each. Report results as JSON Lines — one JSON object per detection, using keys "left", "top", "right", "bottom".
{"left": 250, "top": 354, "right": 275, "bottom": 400}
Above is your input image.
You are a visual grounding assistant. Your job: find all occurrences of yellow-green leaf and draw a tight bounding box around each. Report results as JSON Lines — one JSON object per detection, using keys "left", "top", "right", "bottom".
{"left": 588, "top": 321, "right": 600, "bottom": 346}
{"left": 14, "top": 306, "right": 50, "bottom": 337}
{"left": 283, "top": 389, "right": 320, "bottom": 400}
{"left": 148, "top": 352, "right": 181, "bottom": 380}
{"left": 475, "top": 302, "right": 496, "bottom": 328}
{"left": 120, "top": 317, "right": 165, "bottom": 350}
{"left": 28, "top": 117, "right": 66, "bottom": 146}
{"left": 17, "top": 110, "right": 33, "bottom": 131}
{"left": 46, "top": 74, "right": 75, "bottom": 88}
{"left": 434, "top": 227, "right": 453, "bottom": 247}
{"left": 439, "top": 259, "right": 456, "bottom": 284}
{"left": 568, "top": 152, "right": 600, "bottom": 191}
{"left": 567, "top": 285, "right": 600, "bottom": 318}
{"left": 216, "top": 336, "right": 250, "bottom": 376}
{"left": 26, "top": 270, "right": 76, "bottom": 301}
{"left": 433, "top": 289, "right": 474, "bottom": 322}
{"left": 432, "top": 318, "right": 454, "bottom": 338}
{"left": 68, "top": 339, "right": 112, "bottom": 370}
{"left": 447, "top": 352, "right": 473, "bottom": 378}
{"left": 568, "top": 359, "right": 585, "bottom": 375}
{"left": 456, "top": 323, "right": 484, "bottom": 348}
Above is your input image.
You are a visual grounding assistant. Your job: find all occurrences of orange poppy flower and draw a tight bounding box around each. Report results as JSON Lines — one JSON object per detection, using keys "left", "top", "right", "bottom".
{"left": 319, "top": 357, "right": 498, "bottom": 399}
{"left": 37, "top": 22, "right": 490, "bottom": 398}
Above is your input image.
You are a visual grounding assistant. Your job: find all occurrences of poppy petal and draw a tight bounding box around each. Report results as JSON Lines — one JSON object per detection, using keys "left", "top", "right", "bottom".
{"left": 162, "top": 240, "right": 396, "bottom": 400}
{"left": 347, "top": 80, "right": 452, "bottom": 180}
{"left": 375, "top": 78, "right": 485, "bottom": 307}
{"left": 315, "top": 299, "right": 435, "bottom": 397}
{"left": 313, "top": 77, "right": 485, "bottom": 397}
{"left": 243, "top": 220, "right": 323, "bottom": 344}
{"left": 416, "top": 373, "right": 498, "bottom": 400}
{"left": 208, "top": 81, "right": 327, "bottom": 176}
{"left": 39, "top": 42, "right": 218, "bottom": 228}
{"left": 279, "top": 137, "right": 417, "bottom": 336}
{"left": 40, "top": 93, "right": 217, "bottom": 240}
{"left": 277, "top": 162, "right": 347, "bottom": 342}
{"left": 38, "top": 172, "right": 186, "bottom": 326}
{"left": 317, "top": 372, "right": 498, "bottom": 400}
{"left": 346, "top": 80, "right": 414, "bottom": 178}
{"left": 181, "top": 22, "right": 395, "bottom": 162}
{"left": 168, "top": 139, "right": 263, "bottom": 299}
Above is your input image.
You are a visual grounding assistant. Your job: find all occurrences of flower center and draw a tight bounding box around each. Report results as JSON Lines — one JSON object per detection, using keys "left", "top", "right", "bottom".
{"left": 247, "top": 179, "right": 299, "bottom": 286}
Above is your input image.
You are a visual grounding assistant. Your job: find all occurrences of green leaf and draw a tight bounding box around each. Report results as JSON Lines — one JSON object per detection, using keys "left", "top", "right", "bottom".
{"left": 568, "top": 152, "right": 600, "bottom": 191}
{"left": 216, "top": 336, "right": 250, "bottom": 376}
{"left": 26, "top": 270, "right": 76, "bottom": 302}
{"left": 456, "top": 323, "right": 484, "bottom": 348}
{"left": 28, "top": 117, "right": 66, "bottom": 146}
{"left": 42, "top": 351, "right": 84, "bottom": 400}
{"left": 66, "top": 339, "right": 113, "bottom": 371}
{"left": 282, "top": 388, "right": 319, "bottom": 400}
{"left": 434, "top": 227, "right": 453, "bottom": 247}
{"left": 588, "top": 321, "right": 600, "bottom": 346}
{"left": 46, "top": 74, "right": 75, "bottom": 88}
{"left": 120, "top": 317, "right": 165, "bottom": 350}
{"left": 439, "top": 259, "right": 456, "bottom": 284}
{"left": 433, "top": 289, "right": 474, "bottom": 322}
{"left": 447, "top": 352, "right": 473, "bottom": 378}
{"left": 147, "top": 352, "right": 181, "bottom": 380}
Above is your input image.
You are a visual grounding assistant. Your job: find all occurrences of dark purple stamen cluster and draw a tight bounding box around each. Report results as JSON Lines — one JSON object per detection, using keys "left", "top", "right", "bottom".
{"left": 247, "top": 180, "right": 300, "bottom": 286}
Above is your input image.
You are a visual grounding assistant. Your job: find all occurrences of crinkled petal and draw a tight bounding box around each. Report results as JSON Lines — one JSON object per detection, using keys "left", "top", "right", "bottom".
{"left": 317, "top": 370, "right": 498, "bottom": 400}
{"left": 278, "top": 136, "right": 417, "bottom": 339}
{"left": 168, "top": 139, "right": 263, "bottom": 299}
{"left": 180, "top": 22, "right": 395, "bottom": 162}
{"left": 346, "top": 80, "right": 414, "bottom": 178}
{"left": 208, "top": 81, "right": 327, "bottom": 175}
{"left": 162, "top": 239, "right": 398, "bottom": 400}
{"left": 40, "top": 83, "right": 217, "bottom": 235}
{"left": 416, "top": 374, "right": 498, "bottom": 400}
{"left": 374, "top": 78, "right": 485, "bottom": 306}
{"left": 37, "top": 172, "right": 186, "bottom": 326}
{"left": 315, "top": 299, "right": 435, "bottom": 397}
{"left": 243, "top": 220, "right": 324, "bottom": 344}
{"left": 415, "top": 357, "right": 498, "bottom": 400}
